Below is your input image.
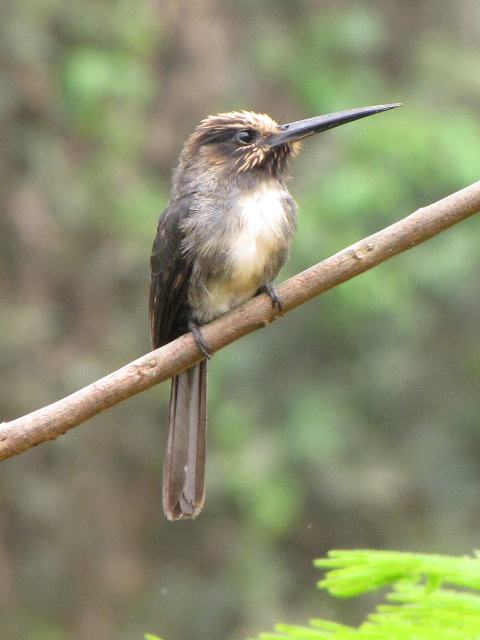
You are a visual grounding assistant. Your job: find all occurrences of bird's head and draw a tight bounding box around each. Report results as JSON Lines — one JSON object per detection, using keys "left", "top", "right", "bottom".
{"left": 178, "top": 104, "right": 400, "bottom": 180}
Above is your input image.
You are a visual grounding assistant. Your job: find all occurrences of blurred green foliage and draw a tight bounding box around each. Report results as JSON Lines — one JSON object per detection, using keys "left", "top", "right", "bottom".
{"left": 1, "top": 1, "right": 480, "bottom": 639}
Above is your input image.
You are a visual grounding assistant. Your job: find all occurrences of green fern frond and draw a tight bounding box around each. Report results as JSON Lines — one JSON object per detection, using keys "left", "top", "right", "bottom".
{"left": 253, "top": 550, "right": 480, "bottom": 640}
{"left": 315, "top": 549, "right": 480, "bottom": 597}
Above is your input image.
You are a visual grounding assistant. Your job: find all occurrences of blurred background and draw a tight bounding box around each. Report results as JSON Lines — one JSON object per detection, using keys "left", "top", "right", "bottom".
{"left": 1, "top": 1, "right": 480, "bottom": 638}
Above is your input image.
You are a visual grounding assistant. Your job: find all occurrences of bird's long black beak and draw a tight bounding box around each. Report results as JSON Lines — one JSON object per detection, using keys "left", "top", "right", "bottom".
{"left": 267, "top": 103, "right": 401, "bottom": 147}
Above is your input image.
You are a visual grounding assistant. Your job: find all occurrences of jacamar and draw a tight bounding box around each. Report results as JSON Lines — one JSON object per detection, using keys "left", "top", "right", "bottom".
{"left": 150, "top": 103, "right": 400, "bottom": 520}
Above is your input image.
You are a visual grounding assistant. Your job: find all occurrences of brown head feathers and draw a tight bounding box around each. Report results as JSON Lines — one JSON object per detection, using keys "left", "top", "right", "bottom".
{"left": 181, "top": 111, "right": 300, "bottom": 176}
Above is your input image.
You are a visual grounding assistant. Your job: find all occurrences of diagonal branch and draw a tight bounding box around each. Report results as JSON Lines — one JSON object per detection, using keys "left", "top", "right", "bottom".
{"left": 1, "top": 180, "right": 480, "bottom": 461}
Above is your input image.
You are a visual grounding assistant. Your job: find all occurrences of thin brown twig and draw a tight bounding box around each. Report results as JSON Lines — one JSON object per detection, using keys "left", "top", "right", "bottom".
{"left": 1, "top": 180, "right": 480, "bottom": 461}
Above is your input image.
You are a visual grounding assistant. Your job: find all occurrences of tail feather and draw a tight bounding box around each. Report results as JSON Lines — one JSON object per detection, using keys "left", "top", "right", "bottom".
{"left": 163, "top": 360, "right": 207, "bottom": 520}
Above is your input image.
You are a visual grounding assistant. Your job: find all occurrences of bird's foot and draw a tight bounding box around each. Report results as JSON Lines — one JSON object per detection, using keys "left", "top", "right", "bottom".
{"left": 188, "top": 320, "right": 213, "bottom": 359}
{"left": 260, "top": 282, "right": 283, "bottom": 313}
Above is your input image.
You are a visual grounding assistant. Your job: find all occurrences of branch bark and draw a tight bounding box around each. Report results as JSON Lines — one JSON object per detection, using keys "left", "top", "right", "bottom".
{"left": 2, "top": 180, "right": 480, "bottom": 461}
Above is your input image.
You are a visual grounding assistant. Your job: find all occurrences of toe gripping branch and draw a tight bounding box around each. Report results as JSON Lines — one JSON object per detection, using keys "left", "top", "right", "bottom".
{"left": 188, "top": 320, "right": 213, "bottom": 359}
{"left": 259, "top": 282, "right": 283, "bottom": 312}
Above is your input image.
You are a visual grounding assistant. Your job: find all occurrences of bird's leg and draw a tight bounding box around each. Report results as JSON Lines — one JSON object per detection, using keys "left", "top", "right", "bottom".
{"left": 188, "top": 320, "right": 213, "bottom": 359}
{"left": 259, "top": 282, "right": 283, "bottom": 312}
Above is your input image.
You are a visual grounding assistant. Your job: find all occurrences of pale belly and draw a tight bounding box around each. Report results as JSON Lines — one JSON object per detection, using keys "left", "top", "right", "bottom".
{"left": 191, "top": 184, "right": 292, "bottom": 322}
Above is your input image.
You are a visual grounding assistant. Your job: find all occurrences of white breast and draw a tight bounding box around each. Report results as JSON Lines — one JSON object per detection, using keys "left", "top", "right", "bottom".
{"left": 199, "top": 184, "right": 288, "bottom": 320}
{"left": 232, "top": 187, "right": 286, "bottom": 245}
{"left": 229, "top": 184, "right": 287, "bottom": 276}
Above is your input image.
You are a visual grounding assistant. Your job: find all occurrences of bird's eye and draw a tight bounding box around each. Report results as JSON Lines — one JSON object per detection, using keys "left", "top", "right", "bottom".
{"left": 234, "top": 129, "right": 256, "bottom": 145}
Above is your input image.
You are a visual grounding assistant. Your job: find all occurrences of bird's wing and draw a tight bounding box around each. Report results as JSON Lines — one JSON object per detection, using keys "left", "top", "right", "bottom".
{"left": 149, "top": 199, "right": 193, "bottom": 349}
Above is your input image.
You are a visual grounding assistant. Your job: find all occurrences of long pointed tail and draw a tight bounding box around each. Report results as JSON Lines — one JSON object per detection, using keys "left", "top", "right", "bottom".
{"left": 162, "top": 360, "right": 207, "bottom": 520}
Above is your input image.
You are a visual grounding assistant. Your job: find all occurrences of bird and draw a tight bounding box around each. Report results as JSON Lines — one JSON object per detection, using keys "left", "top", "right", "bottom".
{"left": 149, "top": 103, "right": 400, "bottom": 520}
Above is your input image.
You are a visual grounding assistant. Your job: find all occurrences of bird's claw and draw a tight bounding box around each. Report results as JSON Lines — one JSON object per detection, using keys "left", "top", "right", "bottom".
{"left": 188, "top": 321, "right": 213, "bottom": 359}
{"left": 260, "top": 283, "right": 283, "bottom": 312}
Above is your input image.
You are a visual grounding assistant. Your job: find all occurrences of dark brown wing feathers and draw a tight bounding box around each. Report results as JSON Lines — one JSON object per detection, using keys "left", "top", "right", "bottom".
{"left": 149, "top": 200, "right": 192, "bottom": 348}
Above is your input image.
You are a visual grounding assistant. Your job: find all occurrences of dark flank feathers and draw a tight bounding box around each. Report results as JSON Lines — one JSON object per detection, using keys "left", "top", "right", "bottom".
{"left": 149, "top": 198, "right": 193, "bottom": 348}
